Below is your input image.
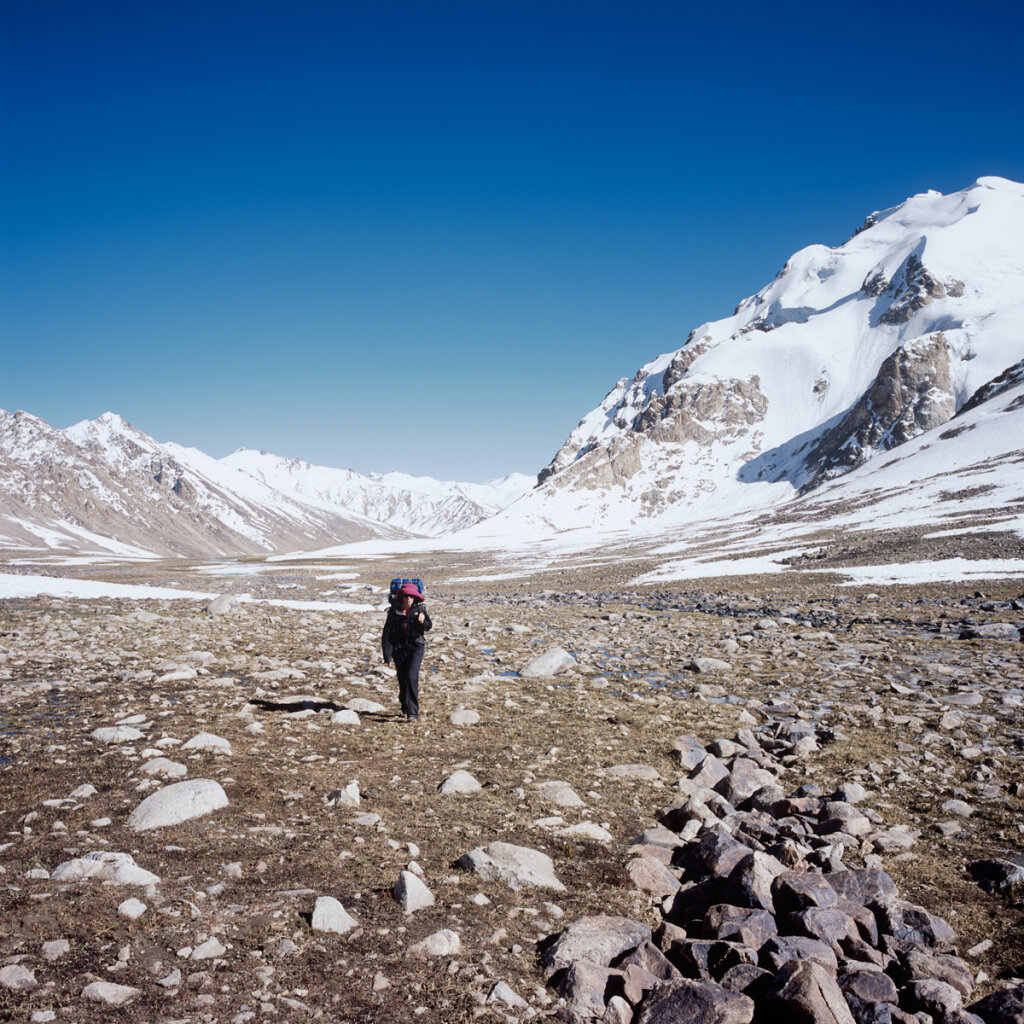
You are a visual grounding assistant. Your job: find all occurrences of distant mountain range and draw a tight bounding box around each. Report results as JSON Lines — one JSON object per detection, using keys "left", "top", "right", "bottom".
{"left": 0, "top": 410, "right": 532, "bottom": 556}
{"left": 3, "top": 176, "right": 1023, "bottom": 560}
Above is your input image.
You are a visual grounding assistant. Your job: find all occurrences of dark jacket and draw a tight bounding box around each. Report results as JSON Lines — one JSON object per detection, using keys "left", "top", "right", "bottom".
{"left": 382, "top": 603, "right": 432, "bottom": 662}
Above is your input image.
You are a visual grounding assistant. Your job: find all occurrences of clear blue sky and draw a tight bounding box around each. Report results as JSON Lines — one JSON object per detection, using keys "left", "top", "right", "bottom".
{"left": 3, "top": 0, "right": 1023, "bottom": 481}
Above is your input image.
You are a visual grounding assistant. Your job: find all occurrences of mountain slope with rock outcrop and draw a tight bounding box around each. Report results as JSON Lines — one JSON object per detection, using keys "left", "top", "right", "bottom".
{"left": 520, "top": 176, "right": 1024, "bottom": 536}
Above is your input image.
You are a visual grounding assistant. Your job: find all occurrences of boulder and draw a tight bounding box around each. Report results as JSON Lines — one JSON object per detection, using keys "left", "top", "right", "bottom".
{"left": 541, "top": 915, "right": 651, "bottom": 978}
{"left": 637, "top": 978, "right": 755, "bottom": 1024}
{"left": 520, "top": 648, "right": 577, "bottom": 678}
{"left": 127, "top": 779, "right": 229, "bottom": 831}
{"left": 764, "top": 959, "right": 856, "bottom": 1024}
{"left": 457, "top": 842, "right": 565, "bottom": 892}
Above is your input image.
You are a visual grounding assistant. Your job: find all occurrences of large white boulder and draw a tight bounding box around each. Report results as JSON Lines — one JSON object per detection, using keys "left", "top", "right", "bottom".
{"left": 127, "top": 779, "right": 229, "bottom": 831}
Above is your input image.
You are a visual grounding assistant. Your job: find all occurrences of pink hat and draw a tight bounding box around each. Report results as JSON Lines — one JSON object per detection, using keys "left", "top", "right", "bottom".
{"left": 398, "top": 582, "right": 424, "bottom": 600}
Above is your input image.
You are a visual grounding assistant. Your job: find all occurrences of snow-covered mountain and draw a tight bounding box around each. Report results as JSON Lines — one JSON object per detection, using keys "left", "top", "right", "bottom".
{"left": 0, "top": 411, "right": 532, "bottom": 557}
{"left": 504, "top": 176, "right": 1024, "bottom": 536}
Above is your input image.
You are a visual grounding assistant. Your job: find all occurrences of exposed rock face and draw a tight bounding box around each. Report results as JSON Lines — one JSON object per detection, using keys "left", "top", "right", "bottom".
{"left": 877, "top": 252, "right": 963, "bottom": 325}
{"left": 520, "top": 178, "right": 1024, "bottom": 534}
{"left": 803, "top": 333, "right": 956, "bottom": 487}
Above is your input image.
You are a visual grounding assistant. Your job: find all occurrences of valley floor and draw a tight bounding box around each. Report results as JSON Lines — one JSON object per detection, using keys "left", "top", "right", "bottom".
{"left": 0, "top": 551, "right": 1022, "bottom": 1022}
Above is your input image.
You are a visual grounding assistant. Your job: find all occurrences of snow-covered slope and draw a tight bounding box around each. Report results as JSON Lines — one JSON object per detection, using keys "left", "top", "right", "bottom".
{"left": 508, "top": 176, "right": 1024, "bottom": 536}
{"left": 220, "top": 449, "right": 532, "bottom": 537}
{"left": 0, "top": 411, "right": 531, "bottom": 557}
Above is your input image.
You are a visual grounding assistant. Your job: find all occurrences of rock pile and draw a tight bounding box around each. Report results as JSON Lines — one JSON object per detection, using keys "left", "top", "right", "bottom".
{"left": 544, "top": 720, "right": 1015, "bottom": 1024}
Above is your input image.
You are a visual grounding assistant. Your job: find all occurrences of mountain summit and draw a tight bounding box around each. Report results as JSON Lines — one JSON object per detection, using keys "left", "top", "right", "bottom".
{"left": 523, "top": 176, "right": 1024, "bottom": 532}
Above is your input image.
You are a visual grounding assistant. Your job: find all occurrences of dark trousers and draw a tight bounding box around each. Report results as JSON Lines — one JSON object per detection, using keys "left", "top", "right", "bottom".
{"left": 394, "top": 646, "right": 423, "bottom": 718}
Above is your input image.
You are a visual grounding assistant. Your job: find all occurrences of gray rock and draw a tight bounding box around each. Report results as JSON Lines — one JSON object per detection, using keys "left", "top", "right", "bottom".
{"left": 51, "top": 851, "right": 160, "bottom": 885}
{"left": 438, "top": 770, "right": 482, "bottom": 795}
{"left": 764, "top": 959, "right": 855, "bottom": 1024}
{"left": 330, "top": 709, "right": 360, "bottom": 725}
{"left": 41, "top": 939, "right": 70, "bottom": 960}
{"left": 637, "top": 978, "right": 755, "bottom": 1024}
{"left": 690, "top": 657, "right": 732, "bottom": 673}
{"left": 557, "top": 961, "right": 620, "bottom": 1019}
{"left": 0, "top": 964, "right": 37, "bottom": 991}
{"left": 127, "top": 778, "right": 229, "bottom": 831}
{"left": 676, "top": 734, "right": 708, "bottom": 771}
{"left": 541, "top": 915, "right": 651, "bottom": 978}
{"left": 520, "top": 647, "right": 577, "bottom": 678}
{"left": 81, "top": 981, "right": 141, "bottom": 1006}
{"left": 311, "top": 896, "right": 357, "bottom": 935}
{"left": 627, "top": 857, "right": 681, "bottom": 897}
{"left": 449, "top": 708, "right": 480, "bottom": 726}
{"left": 394, "top": 870, "right": 434, "bottom": 913}
{"left": 408, "top": 929, "right": 461, "bottom": 956}
{"left": 90, "top": 726, "right": 144, "bottom": 744}
{"left": 967, "top": 982, "right": 1024, "bottom": 1024}
{"left": 457, "top": 842, "right": 565, "bottom": 892}
{"left": 181, "top": 731, "right": 232, "bottom": 755}
{"left": 959, "top": 622, "right": 1020, "bottom": 640}
{"left": 191, "top": 937, "right": 226, "bottom": 960}
{"left": 827, "top": 869, "right": 898, "bottom": 905}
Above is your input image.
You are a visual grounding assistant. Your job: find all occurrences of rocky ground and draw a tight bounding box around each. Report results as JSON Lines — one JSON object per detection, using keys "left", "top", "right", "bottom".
{"left": 0, "top": 552, "right": 1022, "bottom": 1023}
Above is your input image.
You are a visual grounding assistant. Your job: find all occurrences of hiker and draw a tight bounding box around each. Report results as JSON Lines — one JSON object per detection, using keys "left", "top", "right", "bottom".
{"left": 381, "top": 581, "right": 432, "bottom": 721}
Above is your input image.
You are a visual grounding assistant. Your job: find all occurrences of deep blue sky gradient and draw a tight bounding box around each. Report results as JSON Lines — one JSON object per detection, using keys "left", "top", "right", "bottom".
{"left": 3, "top": 0, "right": 1023, "bottom": 480}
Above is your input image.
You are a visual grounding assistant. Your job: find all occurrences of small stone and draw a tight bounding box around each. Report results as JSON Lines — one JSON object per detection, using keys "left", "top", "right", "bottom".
{"left": 438, "top": 770, "right": 482, "bottom": 795}
{"left": 330, "top": 710, "right": 360, "bottom": 726}
{"left": 81, "top": 981, "right": 141, "bottom": 1006}
{"left": 140, "top": 757, "right": 188, "bottom": 779}
{"left": 0, "top": 964, "right": 38, "bottom": 991}
{"left": 486, "top": 981, "right": 529, "bottom": 1008}
{"left": 408, "top": 929, "right": 461, "bottom": 956}
{"left": 394, "top": 870, "right": 435, "bottom": 913}
{"left": 311, "top": 896, "right": 357, "bottom": 935}
{"left": 326, "top": 781, "right": 361, "bottom": 807}
{"left": 42, "top": 939, "right": 70, "bottom": 960}
{"left": 118, "top": 898, "right": 147, "bottom": 920}
{"left": 450, "top": 708, "right": 481, "bottom": 726}
{"left": 181, "top": 731, "right": 232, "bottom": 755}
{"left": 191, "top": 937, "right": 226, "bottom": 960}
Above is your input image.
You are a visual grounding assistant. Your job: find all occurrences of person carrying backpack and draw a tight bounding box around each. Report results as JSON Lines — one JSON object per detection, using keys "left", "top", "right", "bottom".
{"left": 381, "top": 581, "right": 432, "bottom": 721}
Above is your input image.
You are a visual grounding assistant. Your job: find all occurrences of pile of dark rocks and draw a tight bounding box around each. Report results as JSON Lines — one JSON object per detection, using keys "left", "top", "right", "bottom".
{"left": 541, "top": 718, "right": 1024, "bottom": 1024}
